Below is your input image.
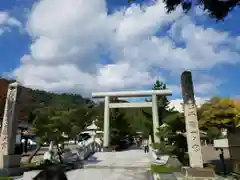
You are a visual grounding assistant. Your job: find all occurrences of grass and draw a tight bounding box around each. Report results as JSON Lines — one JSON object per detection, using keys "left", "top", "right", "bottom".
{"left": 151, "top": 164, "right": 181, "bottom": 173}
{"left": 21, "top": 161, "right": 74, "bottom": 172}
{"left": 20, "top": 161, "right": 39, "bottom": 168}
{"left": 0, "top": 177, "right": 13, "bottom": 180}
{"left": 20, "top": 161, "right": 51, "bottom": 170}
{"left": 203, "top": 163, "right": 216, "bottom": 170}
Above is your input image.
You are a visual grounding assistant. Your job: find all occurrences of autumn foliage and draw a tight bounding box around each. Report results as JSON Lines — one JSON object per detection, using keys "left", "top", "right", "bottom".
{"left": 198, "top": 97, "right": 240, "bottom": 129}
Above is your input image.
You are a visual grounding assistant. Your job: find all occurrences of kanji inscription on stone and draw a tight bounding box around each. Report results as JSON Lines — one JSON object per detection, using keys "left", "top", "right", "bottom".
{"left": 1, "top": 136, "right": 8, "bottom": 150}
{"left": 0, "top": 83, "right": 19, "bottom": 157}
{"left": 1, "top": 93, "right": 14, "bottom": 136}
{"left": 192, "top": 144, "right": 200, "bottom": 152}
{"left": 186, "top": 104, "right": 197, "bottom": 116}
{"left": 1, "top": 122, "right": 8, "bottom": 135}
{"left": 191, "top": 136, "right": 197, "bottom": 140}
{"left": 8, "top": 89, "right": 16, "bottom": 101}
{"left": 189, "top": 121, "right": 197, "bottom": 129}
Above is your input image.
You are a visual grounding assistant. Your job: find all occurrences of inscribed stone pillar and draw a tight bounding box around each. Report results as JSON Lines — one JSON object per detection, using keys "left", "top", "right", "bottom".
{"left": 181, "top": 71, "right": 203, "bottom": 168}
{"left": 103, "top": 96, "right": 110, "bottom": 148}
{"left": 152, "top": 94, "right": 160, "bottom": 143}
{"left": 0, "top": 82, "right": 22, "bottom": 168}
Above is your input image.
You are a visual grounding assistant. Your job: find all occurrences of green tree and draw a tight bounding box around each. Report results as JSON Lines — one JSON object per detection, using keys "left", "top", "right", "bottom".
{"left": 127, "top": 108, "right": 150, "bottom": 136}
{"left": 142, "top": 80, "right": 172, "bottom": 137}
{"left": 150, "top": 80, "right": 172, "bottom": 122}
{"left": 153, "top": 80, "right": 172, "bottom": 117}
{"left": 28, "top": 106, "right": 71, "bottom": 163}
{"left": 198, "top": 97, "right": 240, "bottom": 129}
{"left": 28, "top": 103, "right": 95, "bottom": 163}
{"left": 197, "top": 97, "right": 240, "bottom": 144}
{"left": 207, "top": 126, "right": 221, "bottom": 143}
{"left": 154, "top": 111, "right": 188, "bottom": 164}
{"left": 110, "top": 97, "right": 132, "bottom": 145}
{"left": 64, "top": 104, "right": 98, "bottom": 138}
{"left": 129, "top": 0, "right": 239, "bottom": 21}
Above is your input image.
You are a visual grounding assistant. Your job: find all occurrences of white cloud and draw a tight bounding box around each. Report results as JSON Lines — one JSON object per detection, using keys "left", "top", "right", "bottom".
{"left": 167, "top": 16, "right": 240, "bottom": 70}
{"left": 96, "top": 63, "right": 155, "bottom": 90}
{"left": 193, "top": 74, "right": 222, "bottom": 95}
{"left": 166, "top": 73, "right": 221, "bottom": 96}
{"left": 10, "top": 0, "right": 240, "bottom": 97}
{"left": 169, "top": 97, "right": 209, "bottom": 112}
{"left": 0, "top": 11, "right": 22, "bottom": 36}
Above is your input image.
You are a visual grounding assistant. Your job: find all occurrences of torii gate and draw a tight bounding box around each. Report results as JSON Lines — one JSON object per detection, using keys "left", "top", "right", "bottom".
{"left": 91, "top": 90, "right": 172, "bottom": 149}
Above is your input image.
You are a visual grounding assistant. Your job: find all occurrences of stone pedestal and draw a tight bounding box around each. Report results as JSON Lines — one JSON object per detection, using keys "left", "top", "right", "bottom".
{"left": 177, "top": 167, "right": 216, "bottom": 180}
{"left": 0, "top": 154, "right": 21, "bottom": 168}
{"left": 0, "top": 155, "right": 22, "bottom": 176}
{"left": 103, "top": 147, "right": 113, "bottom": 152}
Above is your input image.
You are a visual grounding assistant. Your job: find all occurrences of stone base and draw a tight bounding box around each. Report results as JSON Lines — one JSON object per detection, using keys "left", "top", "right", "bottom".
{"left": 174, "top": 167, "right": 216, "bottom": 180}
{"left": 0, "top": 167, "right": 27, "bottom": 177}
{"left": 0, "top": 154, "right": 21, "bottom": 168}
{"left": 103, "top": 147, "right": 112, "bottom": 152}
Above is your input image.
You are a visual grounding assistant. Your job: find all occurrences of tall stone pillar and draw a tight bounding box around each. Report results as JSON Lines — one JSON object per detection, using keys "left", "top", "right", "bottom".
{"left": 181, "top": 71, "right": 203, "bottom": 168}
{"left": 0, "top": 82, "right": 22, "bottom": 169}
{"left": 103, "top": 96, "right": 110, "bottom": 148}
{"left": 152, "top": 94, "right": 160, "bottom": 143}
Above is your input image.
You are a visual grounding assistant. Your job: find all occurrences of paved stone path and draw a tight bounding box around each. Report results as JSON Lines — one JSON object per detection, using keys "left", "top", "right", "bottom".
{"left": 67, "top": 149, "right": 151, "bottom": 180}
{"left": 16, "top": 148, "right": 151, "bottom": 180}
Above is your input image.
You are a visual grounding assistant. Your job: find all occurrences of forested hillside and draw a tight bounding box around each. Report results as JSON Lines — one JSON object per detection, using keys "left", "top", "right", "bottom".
{"left": 0, "top": 78, "right": 91, "bottom": 123}
{"left": 0, "top": 78, "right": 149, "bottom": 133}
{"left": 1, "top": 78, "right": 185, "bottom": 148}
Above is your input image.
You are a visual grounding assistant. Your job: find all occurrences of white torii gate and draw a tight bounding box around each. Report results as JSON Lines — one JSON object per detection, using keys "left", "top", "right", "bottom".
{"left": 91, "top": 90, "right": 172, "bottom": 149}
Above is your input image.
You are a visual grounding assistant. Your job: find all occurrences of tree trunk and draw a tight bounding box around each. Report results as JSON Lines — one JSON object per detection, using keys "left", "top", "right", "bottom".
{"left": 28, "top": 144, "right": 42, "bottom": 163}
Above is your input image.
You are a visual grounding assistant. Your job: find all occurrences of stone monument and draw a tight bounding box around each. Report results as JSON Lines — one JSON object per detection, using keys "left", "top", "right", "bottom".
{"left": 180, "top": 71, "right": 215, "bottom": 179}
{"left": 0, "top": 82, "right": 22, "bottom": 171}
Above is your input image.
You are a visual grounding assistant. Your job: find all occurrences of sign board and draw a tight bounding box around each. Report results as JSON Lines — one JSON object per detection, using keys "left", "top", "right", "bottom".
{"left": 213, "top": 138, "right": 229, "bottom": 148}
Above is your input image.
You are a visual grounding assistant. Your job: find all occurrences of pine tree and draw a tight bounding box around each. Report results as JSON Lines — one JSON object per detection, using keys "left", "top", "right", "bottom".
{"left": 142, "top": 80, "right": 172, "bottom": 138}
{"left": 152, "top": 80, "right": 171, "bottom": 120}
{"left": 144, "top": 80, "right": 171, "bottom": 125}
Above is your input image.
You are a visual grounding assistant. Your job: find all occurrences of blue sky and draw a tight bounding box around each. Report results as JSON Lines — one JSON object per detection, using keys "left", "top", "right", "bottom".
{"left": 0, "top": 0, "right": 240, "bottom": 110}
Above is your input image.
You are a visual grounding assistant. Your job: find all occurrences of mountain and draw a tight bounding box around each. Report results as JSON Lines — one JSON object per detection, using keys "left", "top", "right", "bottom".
{"left": 0, "top": 78, "right": 151, "bottom": 135}
{"left": 0, "top": 78, "right": 90, "bottom": 125}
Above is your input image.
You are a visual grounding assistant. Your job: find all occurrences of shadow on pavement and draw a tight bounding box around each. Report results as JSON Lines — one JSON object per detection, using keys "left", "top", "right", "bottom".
{"left": 84, "top": 156, "right": 102, "bottom": 165}
{"left": 116, "top": 145, "right": 143, "bottom": 152}
{"left": 22, "top": 152, "right": 44, "bottom": 157}
{"left": 209, "top": 158, "right": 233, "bottom": 175}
